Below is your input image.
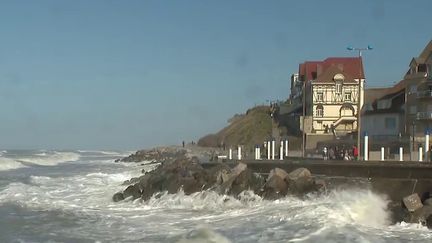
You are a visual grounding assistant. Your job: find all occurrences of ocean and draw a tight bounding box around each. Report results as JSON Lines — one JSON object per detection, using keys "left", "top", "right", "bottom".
{"left": 0, "top": 150, "right": 431, "bottom": 243}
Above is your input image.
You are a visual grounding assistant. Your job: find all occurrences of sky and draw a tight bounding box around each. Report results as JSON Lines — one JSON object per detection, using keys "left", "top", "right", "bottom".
{"left": 0, "top": 0, "right": 430, "bottom": 150}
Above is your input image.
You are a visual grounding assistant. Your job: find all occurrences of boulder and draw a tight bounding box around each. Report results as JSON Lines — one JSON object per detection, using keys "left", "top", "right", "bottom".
{"left": 267, "top": 168, "right": 288, "bottom": 181}
{"left": 402, "top": 193, "right": 423, "bottom": 212}
{"left": 261, "top": 174, "right": 288, "bottom": 200}
{"left": 123, "top": 184, "right": 141, "bottom": 200}
{"left": 216, "top": 163, "right": 249, "bottom": 194}
{"left": 405, "top": 205, "right": 432, "bottom": 227}
{"left": 137, "top": 158, "right": 210, "bottom": 200}
{"left": 112, "top": 192, "right": 125, "bottom": 202}
{"left": 232, "top": 163, "right": 247, "bottom": 176}
{"left": 228, "top": 169, "right": 265, "bottom": 196}
{"left": 285, "top": 168, "right": 317, "bottom": 195}
{"left": 287, "top": 167, "right": 312, "bottom": 181}
{"left": 424, "top": 198, "right": 432, "bottom": 206}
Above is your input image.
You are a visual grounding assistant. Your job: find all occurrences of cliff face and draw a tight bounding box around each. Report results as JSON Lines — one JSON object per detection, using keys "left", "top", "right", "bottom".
{"left": 198, "top": 106, "right": 273, "bottom": 149}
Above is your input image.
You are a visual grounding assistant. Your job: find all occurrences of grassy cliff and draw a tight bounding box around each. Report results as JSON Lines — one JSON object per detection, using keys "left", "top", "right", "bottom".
{"left": 198, "top": 106, "right": 273, "bottom": 149}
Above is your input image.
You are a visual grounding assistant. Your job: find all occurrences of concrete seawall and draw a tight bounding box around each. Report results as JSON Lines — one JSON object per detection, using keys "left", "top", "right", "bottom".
{"left": 202, "top": 158, "right": 432, "bottom": 202}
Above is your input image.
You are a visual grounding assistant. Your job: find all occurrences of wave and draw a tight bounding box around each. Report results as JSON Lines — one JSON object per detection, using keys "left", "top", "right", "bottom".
{"left": 176, "top": 228, "right": 231, "bottom": 243}
{"left": 0, "top": 157, "right": 26, "bottom": 171}
{"left": 16, "top": 151, "right": 80, "bottom": 166}
{"left": 1, "top": 167, "right": 432, "bottom": 242}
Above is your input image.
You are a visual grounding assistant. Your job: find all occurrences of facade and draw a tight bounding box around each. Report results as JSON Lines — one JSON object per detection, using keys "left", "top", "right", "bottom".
{"left": 403, "top": 41, "right": 432, "bottom": 140}
{"left": 362, "top": 88, "right": 405, "bottom": 139}
{"left": 299, "top": 57, "right": 365, "bottom": 135}
{"left": 361, "top": 40, "right": 432, "bottom": 150}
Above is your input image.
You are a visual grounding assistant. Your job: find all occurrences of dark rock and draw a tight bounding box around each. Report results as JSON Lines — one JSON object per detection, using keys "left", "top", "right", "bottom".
{"left": 285, "top": 168, "right": 317, "bottom": 196}
{"left": 216, "top": 163, "right": 249, "bottom": 194}
{"left": 405, "top": 205, "right": 432, "bottom": 226}
{"left": 123, "top": 184, "right": 141, "bottom": 200}
{"left": 228, "top": 169, "right": 265, "bottom": 196}
{"left": 261, "top": 175, "right": 288, "bottom": 200}
{"left": 119, "top": 147, "right": 187, "bottom": 163}
{"left": 122, "top": 177, "right": 141, "bottom": 186}
{"left": 206, "top": 163, "right": 231, "bottom": 186}
{"left": 137, "top": 158, "right": 209, "bottom": 200}
{"left": 424, "top": 198, "right": 432, "bottom": 206}
{"left": 112, "top": 192, "right": 125, "bottom": 202}
{"left": 267, "top": 168, "right": 288, "bottom": 181}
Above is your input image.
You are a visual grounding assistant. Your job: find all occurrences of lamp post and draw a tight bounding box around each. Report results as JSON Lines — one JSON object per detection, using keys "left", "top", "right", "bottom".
{"left": 347, "top": 45, "right": 372, "bottom": 160}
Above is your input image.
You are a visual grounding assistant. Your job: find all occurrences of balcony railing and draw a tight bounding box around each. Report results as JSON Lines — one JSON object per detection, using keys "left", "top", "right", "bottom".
{"left": 416, "top": 90, "right": 432, "bottom": 98}
{"left": 417, "top": 111, "right": 432, "bottom": 120}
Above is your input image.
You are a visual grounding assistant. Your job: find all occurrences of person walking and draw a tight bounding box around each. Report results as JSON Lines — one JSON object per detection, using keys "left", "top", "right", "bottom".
{"left": 322, "top": 147, "right": 328, "bottom": 160}
{"left": 352, "top": 145, "right": 359, "bottom": 160}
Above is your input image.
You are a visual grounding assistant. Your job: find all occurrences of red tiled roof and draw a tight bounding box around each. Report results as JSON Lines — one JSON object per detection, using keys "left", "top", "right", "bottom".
{"left": 298, "top": 57, "right": 364, "bottom": 81}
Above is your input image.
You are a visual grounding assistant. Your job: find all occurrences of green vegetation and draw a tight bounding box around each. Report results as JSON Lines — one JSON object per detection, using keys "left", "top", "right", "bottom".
{"left": 198, "top": 106, "right": 273, "bottom": 149}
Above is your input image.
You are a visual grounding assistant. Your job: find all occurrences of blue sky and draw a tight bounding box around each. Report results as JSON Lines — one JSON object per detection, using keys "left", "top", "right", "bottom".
{"left": 0, "top": 0, "right": 430, "bottom": 149}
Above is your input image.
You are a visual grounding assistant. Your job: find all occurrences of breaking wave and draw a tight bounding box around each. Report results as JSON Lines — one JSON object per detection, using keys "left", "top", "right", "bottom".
{"left": 0, "top": 157, "right": 26, "bottom": 171}
{"left": 16, "top": 151, "right": 80, "bottom": 166}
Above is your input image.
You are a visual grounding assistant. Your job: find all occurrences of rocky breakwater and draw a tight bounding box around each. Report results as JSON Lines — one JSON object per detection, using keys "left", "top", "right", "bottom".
{"left": 113, "top": 156, "right": 322, "bottom": 202}
{"left": 397, "top": 193, "right": 432, "bottom": 228}
{"left": 116, "top": 147, "right": 188, "bottom": 164}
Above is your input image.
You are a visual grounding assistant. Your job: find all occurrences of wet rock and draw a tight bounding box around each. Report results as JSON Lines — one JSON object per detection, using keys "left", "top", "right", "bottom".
{"left": 402, "top": 193, "right": 423, "bottom": 212}
{"left": 267, "top": 168, "right": 288, "bottom": 181}
{"left": 122, "top": 177, "right": 141, "bottom": 186}
{"left": 112, "top": 192, "right": 125, "bottom": 202}
{"left": 228, "top": 169, "right": 265, "bottom": 196}
{"left": 123, "top": 184, "right": 141, "bottom": 200}
{"left": 286, "top": 168, "right": 316, "bottom": 195}
{"left": 137, "top": 158, "right": 210, "bottom": 200}
{"left": 119, "top": 147, "right": 187, "bottom": 163}
{"left": 404, "top": 205, "right": 432, "bottom": 226}
{"left": 261, "top": 175, "right": 288, "bottom": 200}
{"left": 216, "top": 163, "right": 249, "bottom": 194}
{"left": 424, "top": 198, "right": 432, "bottom": 206}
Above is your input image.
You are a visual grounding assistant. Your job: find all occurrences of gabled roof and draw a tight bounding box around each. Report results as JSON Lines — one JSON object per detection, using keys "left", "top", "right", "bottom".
{"left": 314, "top": 65, "right": 357, "bottom": 83}
{"left": 298, "top": 57, "right": 365, "bottom": 82}
{"left": 419, "top": 40, "right": 432, "bottom": 60}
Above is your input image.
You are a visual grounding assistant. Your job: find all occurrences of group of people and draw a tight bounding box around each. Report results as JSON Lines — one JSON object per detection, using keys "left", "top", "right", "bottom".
{"left": 322, "top": 145, "right": 358, "bottom": 160}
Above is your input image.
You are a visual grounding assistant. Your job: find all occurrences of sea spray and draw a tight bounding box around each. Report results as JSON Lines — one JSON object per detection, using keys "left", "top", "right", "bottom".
{"left": 1, "top": 150, "right": 431, "bottom": 242}
{"left": 0, "top": 157, "right": 26, "bottom": 171}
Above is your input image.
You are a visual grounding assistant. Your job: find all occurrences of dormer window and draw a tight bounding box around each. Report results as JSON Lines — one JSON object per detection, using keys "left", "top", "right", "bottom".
{"left": 418, "top": 64, "right": 427, "bottom": 72}
{"left": 334, "top": 73, "right": 344, "bottom": 94}
{"left": 335, "top": 82, "right": 342, "bottom": 94}
{"left": 333, "top": 73, "right": 345, "bottom": 82}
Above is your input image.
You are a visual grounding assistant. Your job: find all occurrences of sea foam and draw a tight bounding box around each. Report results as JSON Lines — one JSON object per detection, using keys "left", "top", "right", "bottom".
{"left": 16, "top": 151, "right": 80, "bottom": 166}
{"left": 0, "top": 157, "right": 26, "bottom": 171}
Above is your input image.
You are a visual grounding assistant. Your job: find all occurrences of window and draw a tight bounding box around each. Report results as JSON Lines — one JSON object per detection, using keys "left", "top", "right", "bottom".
{"left": 418, "top": 64, "right": 427, "bottom": 72}
{"left": 316, "top": 105, "right": 324, "bottom": 117}
{"left": 409, "top": 105, "right": 417, "bottom": 114}
{"left": 316, "top": 92, "right": 323, "bottom": 102}
{"left": 385, "top": 117, "right": 396, "bottom": 129}
{"left": 344, "top": 92, "right": 352, "bottom": 101}
{"left": 335, "top": 82, "right": 342, "bottom": 94}
{"left": 409, "top": 84, "right": 417, "bottom": 94}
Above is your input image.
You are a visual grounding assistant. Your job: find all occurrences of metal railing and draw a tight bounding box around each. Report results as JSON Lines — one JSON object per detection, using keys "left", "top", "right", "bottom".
{"left": 417, "top": 111, "right": 432, "bottom": 119}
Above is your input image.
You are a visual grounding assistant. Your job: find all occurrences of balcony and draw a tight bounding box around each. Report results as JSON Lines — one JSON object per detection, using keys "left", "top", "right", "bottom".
{"left": 417, "top": 112, "right": 432, "bottom": 120}
{"left": 416, "top": 90, "right": 432, "bottom": 99}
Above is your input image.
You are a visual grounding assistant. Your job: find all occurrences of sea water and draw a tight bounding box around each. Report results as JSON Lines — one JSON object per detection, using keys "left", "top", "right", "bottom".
{"left": 0, "top": 150, "right": 431, "bottom": 243}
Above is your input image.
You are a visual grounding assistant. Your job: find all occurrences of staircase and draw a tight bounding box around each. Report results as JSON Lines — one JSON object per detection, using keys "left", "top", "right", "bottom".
{"left": 272, "top": 119, "right": 282, "bottom": 144}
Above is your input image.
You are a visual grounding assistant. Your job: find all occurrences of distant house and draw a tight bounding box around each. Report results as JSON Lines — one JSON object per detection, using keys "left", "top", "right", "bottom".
{"left": 362, "top": 40, "right": 432, "bottom": 148}
{"left": 299, "top": 57, "right": 365, "bottom": 135}
{"left": 403, "top": 41, "right": 432, "bottom": 140}
{"left": 278, "top": 57, "right": 365, "bottom": 149}
{"left": 362, "top": 87, "right": 405, "bottom": 140}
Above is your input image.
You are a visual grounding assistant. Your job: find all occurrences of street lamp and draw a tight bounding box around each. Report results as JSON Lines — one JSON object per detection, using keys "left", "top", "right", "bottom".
{"left": 347, "top": 45, "right": 373, "bottom": 57}
{"left": 347, "top": 45, "right": 372, "bottom": 160}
